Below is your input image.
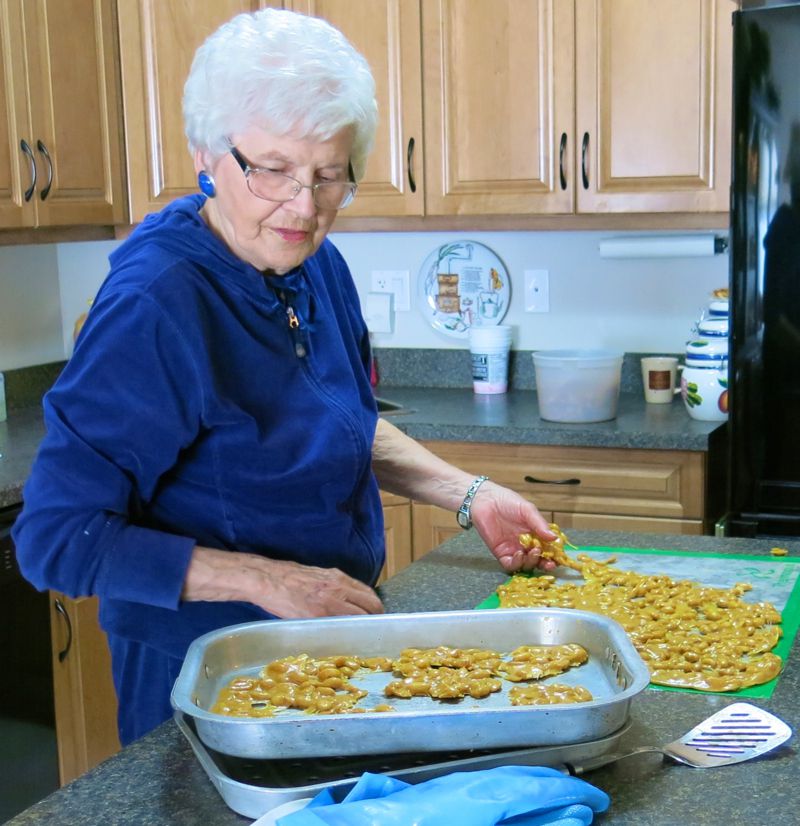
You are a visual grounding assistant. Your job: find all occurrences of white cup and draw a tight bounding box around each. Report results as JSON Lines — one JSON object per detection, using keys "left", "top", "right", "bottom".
{"left": 641, "top": 356, "right": 679, "bottom": 403}
{"left": 469, "top": 325, "right": 512, "bottom": 394}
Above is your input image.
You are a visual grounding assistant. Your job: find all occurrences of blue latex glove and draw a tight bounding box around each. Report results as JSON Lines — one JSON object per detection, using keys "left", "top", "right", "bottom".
{"left": 276, "top": 766, "right": 610, "bottom": 826}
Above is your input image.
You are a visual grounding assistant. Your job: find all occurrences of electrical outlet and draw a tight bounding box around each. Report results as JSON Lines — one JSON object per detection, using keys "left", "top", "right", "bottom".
{"left": 370, "top": 270, "right": 411, "bottom": 312}
{"left": 524, "top": 269, "right": 550, "bottom": 313}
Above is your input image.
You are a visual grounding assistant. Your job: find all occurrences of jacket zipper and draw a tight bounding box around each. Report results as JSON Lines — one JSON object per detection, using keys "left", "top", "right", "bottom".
{"left": 278, "top": 290, "right": 306, "bottom": 357}
{"left": 275, "top": 287, "right": 372, "bottom": 518}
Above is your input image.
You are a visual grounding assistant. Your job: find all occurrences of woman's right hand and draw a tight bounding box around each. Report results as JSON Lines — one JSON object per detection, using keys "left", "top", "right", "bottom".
{"left": 182, "top": 546, "right": 384, "bottom": 618}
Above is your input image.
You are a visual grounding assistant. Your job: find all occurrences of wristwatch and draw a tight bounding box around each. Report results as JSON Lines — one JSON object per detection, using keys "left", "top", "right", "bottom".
{"left": 456, "top": 475, "right": 489, "bottom": 529}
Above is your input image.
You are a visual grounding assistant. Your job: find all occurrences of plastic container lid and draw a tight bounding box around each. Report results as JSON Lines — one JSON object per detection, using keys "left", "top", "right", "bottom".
{"left": 532, "top": 349, "right": 624, "bottom": 367}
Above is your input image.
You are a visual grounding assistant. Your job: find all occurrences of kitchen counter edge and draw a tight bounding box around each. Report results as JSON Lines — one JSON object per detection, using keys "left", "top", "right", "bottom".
{"left": 0, "top": 390, "right": 723, "bottom": 508}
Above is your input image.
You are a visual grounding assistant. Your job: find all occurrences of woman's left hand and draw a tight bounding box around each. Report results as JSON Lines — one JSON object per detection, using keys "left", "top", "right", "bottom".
{"left": 469, "top": 481, "right": 558, "bottom": 573}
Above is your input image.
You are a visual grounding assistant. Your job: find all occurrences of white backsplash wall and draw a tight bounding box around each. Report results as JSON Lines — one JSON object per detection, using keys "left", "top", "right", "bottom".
{"left": 0, "top": 244, "right": 62, "bottom": 371}
{"left": 56, "top": 240, "right": 119, "bottom": 359}
{"left": 331, "top": 230, "right": 729, "bottom": 353}
{"left": 0, "top": 229, "right": 728, "bottom": 370}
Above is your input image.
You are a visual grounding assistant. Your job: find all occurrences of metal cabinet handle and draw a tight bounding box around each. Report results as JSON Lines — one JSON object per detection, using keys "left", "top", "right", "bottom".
{"left": 559, "top": 133, "right": 568, "bottom": 190}
{"left": 54, "top": 598, "right": 73, "bottom": 662}
{"left": 581, "top": 132, "right": 590, "bottom": 190}
{"left": 407, "top": 137, "right": 417, "bottom": 193}
{"left": 19, "top": 139, "right": 37, "bottom": 202}
{"left": 524, "top": 475, "right": 581, "bottom": 486}
{"left": 36, "top": 140, "right": 53, "bottom": 200}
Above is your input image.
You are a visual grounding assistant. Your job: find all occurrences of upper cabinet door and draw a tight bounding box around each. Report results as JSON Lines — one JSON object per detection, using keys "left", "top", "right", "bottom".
{"left": 23, "top": 0, "right": 126, "bottom": 225}
{"left": 422, "top": 0, "right": 575, "bottom": 216}
{"left": 0, "top": 0, "right": 35, "bottom": 227}
{"left": 287, "top": 0, "right": 425, "bottom": 217}
{"left": 575, "top": 0, "right": 735, "bottom": 214}
{"left": 118, "top": 1, "right": 274, "bottom": 224}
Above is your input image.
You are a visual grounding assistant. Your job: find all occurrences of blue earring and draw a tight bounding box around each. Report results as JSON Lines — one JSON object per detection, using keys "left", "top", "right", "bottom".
{"left": 198, "top": 170, "right": 216, "bottom": 198}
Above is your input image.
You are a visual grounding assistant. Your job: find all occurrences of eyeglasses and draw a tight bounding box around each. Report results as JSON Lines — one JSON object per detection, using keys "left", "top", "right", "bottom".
{"left": 229, "top": 146, "right": 357, "bottom": 210}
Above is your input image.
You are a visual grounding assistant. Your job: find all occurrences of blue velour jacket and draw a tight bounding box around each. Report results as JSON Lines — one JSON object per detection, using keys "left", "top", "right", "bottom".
{"left": 13, "top": 195, "right": 383, "bottom": 743}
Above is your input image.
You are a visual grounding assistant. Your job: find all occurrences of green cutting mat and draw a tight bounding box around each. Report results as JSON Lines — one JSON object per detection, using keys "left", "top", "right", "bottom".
{"left": 475, "top": 546, "right": 800, "bottom": 699}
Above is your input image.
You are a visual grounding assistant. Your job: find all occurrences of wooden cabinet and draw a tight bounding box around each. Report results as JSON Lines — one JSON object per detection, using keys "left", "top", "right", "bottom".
{"left": 327, "top": 0, "right": 735, "bottom": 223}
{"left": 287, "top": 0, "right": 425, "bottom": 217}
{"left": 553, "top": 511, "right": 707, "bottom": 533}
{"left": 401, "top": 440, "right": 707, "bottom": 564}
{"left": 0, "top": 0, "right": 126, "bottom": 228}
{"left": 381, "top": 437, "right": 707, "bottom": 568}
{"left": 49, "top": 593, "right": 120, "bottom": 786}
{"left": 424, "top": 0, "right": 734, "bottom": 217}
{"left": 422, "top": 0, "right": 575, "bottom": 216}
{"left": 410, "top": 502, "right": 462, "bottom": 561}
{"left": 378, "top": 491, "right": 413, "bottom": 582}
{"left": 120, "top": 0, "right": 426, "bottom": 222}
{"left": 575, "top": 0, "right": 735, "bottom": 214}
{"left": 117, "top": 0, "right": 734, "bottom": 227}
{"left": 300, "top": 0, "right": 571, "bottom": 218}
{"left": 117, "top": 0, "right": 282, "bottom": 223}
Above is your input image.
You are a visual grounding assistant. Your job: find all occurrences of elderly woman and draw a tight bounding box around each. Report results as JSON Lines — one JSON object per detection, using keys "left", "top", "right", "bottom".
{"left": 13, "top": 8, "right": 555, "bottom": 745}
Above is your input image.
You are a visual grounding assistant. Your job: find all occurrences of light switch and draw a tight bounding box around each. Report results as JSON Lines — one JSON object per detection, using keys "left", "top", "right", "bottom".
{"left": 524, "top": 269, "right": 550, "bottom": 313}
{"left": 365, "top": 291, "right": 393, "bottom": 333}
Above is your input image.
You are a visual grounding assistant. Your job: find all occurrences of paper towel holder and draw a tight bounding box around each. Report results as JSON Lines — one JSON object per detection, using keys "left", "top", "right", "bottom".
{"left": 598, "top": 234, "right": 728, "bottom": 259}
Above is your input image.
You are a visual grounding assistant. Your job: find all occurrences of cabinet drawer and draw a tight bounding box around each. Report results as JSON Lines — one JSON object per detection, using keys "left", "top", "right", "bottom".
{"left": 420, "top": 441, "right": 705, "bottom": 521}
{"left": 555, "top": 512, "right": 703, "bottom": 535}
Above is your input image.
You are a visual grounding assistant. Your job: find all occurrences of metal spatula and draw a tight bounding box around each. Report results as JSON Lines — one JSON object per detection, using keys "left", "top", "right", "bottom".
{"left": 566, "top": 703, "right": 792, "bottom": 774}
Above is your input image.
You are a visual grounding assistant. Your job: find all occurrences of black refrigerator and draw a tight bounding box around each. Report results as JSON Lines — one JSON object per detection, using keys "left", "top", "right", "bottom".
{"left": 726, "top": 0, "right": 800, "bottom": 537}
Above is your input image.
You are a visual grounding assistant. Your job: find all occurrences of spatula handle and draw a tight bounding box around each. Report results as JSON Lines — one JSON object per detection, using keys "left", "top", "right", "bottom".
{"left": 565, "top": 747, "right": 665, "bottom": 775}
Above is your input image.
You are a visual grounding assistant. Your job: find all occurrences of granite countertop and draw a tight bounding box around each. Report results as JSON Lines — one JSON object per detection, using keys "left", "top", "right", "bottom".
{"left": 0, "top": 407, "right": 45, "bottom": 509}
{"left": 0, "top": 388, "right": 721, "bottom": 509}
{"left": 9, "top": 529, "right": 800, "bottom": 825}
{"left": 377, "top": 387, "right": 722, "bottom": 450}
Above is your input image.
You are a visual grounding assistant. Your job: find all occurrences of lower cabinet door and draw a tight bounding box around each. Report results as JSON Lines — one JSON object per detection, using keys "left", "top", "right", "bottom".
{"left": 411, "top": 503, "right": 460, "bottom": 561}
{"left": 50, "top": 593, "right": 120, "bottom": 785}
{"left": 379, "top": 499, "right": 413, "bottom": 583}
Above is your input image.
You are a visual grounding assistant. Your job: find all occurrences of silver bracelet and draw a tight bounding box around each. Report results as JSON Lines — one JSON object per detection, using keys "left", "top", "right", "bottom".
{"left": 456, "top": 475, "right": 489, "bottom": 530}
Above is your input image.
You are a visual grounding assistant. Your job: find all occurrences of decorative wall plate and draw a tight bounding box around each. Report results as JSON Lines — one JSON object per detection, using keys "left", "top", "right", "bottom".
{"left": 418, "top": 240, "right": 511, "bottom": 338}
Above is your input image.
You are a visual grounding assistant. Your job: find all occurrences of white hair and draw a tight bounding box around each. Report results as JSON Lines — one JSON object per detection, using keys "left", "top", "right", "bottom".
{"left": 183, "top": 8, "right": 377, "bottom": 180}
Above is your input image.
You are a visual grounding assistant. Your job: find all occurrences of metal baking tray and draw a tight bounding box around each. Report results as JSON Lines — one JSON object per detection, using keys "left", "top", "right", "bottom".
{"left": 171, "top": 608, "right": 649, "bottom": 760}
{"left": 175, "top": 711, "right": 632, "bottom": 820}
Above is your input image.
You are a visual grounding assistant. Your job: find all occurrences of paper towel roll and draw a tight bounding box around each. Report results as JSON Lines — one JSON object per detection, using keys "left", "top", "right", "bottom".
{"left": 598, "top": 235, "right": 724, "bottom": 259}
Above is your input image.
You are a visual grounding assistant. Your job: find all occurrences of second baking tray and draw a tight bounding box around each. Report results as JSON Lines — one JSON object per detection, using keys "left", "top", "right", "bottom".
{"left": 175, "top": 712, "right": 632, "bottom": 820}
{"left": 171, "top": 608, "right": 650, "bottom": 759}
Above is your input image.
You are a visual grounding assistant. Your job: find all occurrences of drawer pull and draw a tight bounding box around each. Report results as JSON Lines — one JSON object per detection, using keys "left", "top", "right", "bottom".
{"left": 524, "top": 475, "right": 581, "bottom": 486}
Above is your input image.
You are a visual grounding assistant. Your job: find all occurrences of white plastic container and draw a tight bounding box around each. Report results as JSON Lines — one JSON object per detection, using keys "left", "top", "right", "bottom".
{"left": 469, "top": 325, "right": 512, "bottom": 394}
{"left": 532, "top": 349, "right": 624, "bottom": 423}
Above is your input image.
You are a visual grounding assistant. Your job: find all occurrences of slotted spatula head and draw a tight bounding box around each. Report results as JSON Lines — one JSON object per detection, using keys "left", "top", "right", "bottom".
{"left": 663, "top": 703, "right": 792, "bottom": 768}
